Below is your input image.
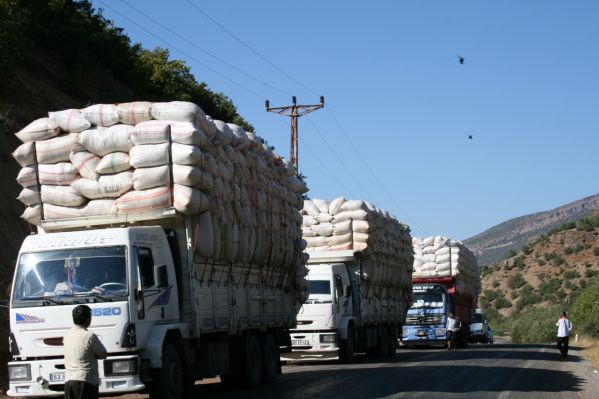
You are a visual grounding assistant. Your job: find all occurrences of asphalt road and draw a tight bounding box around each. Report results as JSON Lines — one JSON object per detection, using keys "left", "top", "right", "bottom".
{"left": 99, "top": 339, "right": 599, "bottom": 399}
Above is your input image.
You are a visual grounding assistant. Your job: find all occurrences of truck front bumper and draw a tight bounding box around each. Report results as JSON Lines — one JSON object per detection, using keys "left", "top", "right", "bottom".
{"left": 282, "top": 331, "right": 339, "bottom": 360}
{"left": 401, "top": 325, "right": 447, "bottom": 346}
{"left": 8, "top": 355, "right": 145, "bottom": 397}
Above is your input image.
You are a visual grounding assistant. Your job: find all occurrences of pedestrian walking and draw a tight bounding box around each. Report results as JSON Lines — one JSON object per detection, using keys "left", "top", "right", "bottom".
{"left": 446, "top": 312, "right": 460, "bottom": 350}
{"left": 63, "top": 305, "right": 107, "bottom": 399}
{"left": 555, "top": 311, "right": 573, "bottom": 358}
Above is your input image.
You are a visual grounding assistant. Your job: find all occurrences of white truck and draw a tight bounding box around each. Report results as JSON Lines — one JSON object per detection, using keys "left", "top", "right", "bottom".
{"left": 7, "top": 209, "right": 300, "bottom": 398}
{"left": 285, "top": 250, "right": 411, "bottom": 363}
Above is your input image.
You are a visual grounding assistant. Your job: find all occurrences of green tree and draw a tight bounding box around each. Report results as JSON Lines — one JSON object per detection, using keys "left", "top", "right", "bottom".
{"left": 571, "top": 279, "right": 599, "bottom": 338}
{"left": 0, "top": 0, "right": 31, "bottom": 73}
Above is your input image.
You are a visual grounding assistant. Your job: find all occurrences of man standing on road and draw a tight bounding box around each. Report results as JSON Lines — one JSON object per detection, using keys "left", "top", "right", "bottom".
{"left": 556, "top": 311, "right": 573, "bottom": 358}
{"left": 64, "top": 305, "right": 107, "bottom": 399}
{"left": 446, "top": 312, "right": 460, "bottom": 350}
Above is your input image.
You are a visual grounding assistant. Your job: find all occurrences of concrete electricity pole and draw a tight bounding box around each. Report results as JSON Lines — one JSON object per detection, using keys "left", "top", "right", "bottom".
{"left": 266, "top": 96, "right": 324, "bottom": 175}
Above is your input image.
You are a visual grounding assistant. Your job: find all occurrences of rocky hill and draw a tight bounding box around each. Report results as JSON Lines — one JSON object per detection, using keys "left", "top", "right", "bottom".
{"left": 464, "top": 193, "right": 599, "bottom": 266}
{"left": 479, "top": 214, "right": 599, "bottom": 320}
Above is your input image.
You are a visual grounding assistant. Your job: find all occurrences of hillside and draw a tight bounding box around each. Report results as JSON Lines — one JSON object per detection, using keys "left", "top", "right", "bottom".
{"left": 464, "top": 193, "right": 599, "bottom": 266}
{"left": 479, "top": 214, "right": 599, "bottom": 322}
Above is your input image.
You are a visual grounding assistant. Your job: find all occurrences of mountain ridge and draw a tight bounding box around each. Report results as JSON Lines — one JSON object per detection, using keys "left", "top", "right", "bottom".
{"left": 464, "top": 193, "right": 599, "bottom": 265}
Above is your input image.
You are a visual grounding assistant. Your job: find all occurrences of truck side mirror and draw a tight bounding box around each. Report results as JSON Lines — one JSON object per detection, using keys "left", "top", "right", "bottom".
{"left": 154, "top": 264, "right": 168, "bottom": 288}
{"left": 345, "top": 286, "right": 352, "bottom": 297}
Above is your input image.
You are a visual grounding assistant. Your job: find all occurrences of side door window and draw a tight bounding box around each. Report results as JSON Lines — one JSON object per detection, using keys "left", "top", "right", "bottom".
{"left": 138, "top": 247, "right": 154, "bottom": 289}
{"left": 334, "top": 275, "right": 344, "bottom": 312}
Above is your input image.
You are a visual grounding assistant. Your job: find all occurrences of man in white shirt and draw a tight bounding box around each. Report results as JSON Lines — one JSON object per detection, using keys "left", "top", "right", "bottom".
{"left": 63, "top": 305, "right": 107, "bottom": 399}
{"left": 556, "top": 311, "right": 573, "bottom": 358}
{"left": 446, "top": 312, "right": 460, "bottom": 350}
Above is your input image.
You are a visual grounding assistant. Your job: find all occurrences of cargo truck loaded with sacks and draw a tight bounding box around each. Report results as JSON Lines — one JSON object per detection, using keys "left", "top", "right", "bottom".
{"left": 7, "top": 101, "right": 309, "bottom": 398}
{"left": 402, "top": 236, "right": 480, "bottom": 348}
{"left": 285, "top": 197, "right": 414, "bottom": 362}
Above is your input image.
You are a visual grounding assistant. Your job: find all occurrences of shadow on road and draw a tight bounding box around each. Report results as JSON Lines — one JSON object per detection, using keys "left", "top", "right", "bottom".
{"left": 189, "top": 354, "right": 585, "bottom": 399}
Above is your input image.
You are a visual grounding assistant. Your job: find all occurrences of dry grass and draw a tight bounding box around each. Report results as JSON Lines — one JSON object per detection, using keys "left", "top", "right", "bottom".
{"left": 576, "top": 335, "right": 599, "bottom": 368}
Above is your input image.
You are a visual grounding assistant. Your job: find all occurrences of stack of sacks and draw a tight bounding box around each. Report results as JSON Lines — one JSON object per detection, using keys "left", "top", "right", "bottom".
{"left": 301, "top": 197, "right": 413, "bottom": 296}
{"left": 13, "top": 101, "right": 309, "bottom": 301}
{"left": 412, "top": 236, "right": 480, "bottom": 298}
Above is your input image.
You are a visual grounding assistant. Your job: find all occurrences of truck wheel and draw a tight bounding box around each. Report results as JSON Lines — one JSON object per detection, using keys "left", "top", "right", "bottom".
{"left": 150, "top": 342, "right": 185, "bottom": 399}
{"left": 260, "top": 334, "right": 279, "bottom": 385}
{"left": 387, "top": 326, "right": 397, "bottom": 357}
{"left": 241, "top": 335, "right": 262, "bottom": 388}
{"left": 339, "top": 328, "right": 354, "bottom": 364}
{"left": 378, "top": 326, "right": 390, "bottom": 357}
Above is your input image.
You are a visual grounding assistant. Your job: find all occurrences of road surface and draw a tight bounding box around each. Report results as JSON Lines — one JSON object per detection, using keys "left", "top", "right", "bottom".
{"left": 5, "top": 340, "right": 597, "bottom": 398}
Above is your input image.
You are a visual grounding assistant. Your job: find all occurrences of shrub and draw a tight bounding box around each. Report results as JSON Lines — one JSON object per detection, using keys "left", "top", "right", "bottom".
{"left": 571, "top": 280, "right": 599, "bottom": 338}
{"left": 544, "top": 252, "right": 557, "bottom": 261}
{"left": 585, "top": 262, "right": 593, "bottom": 268}
{"left": 564, "top": 247, "right": 573, "bottom": 255}
{"left": 507, "top": 273, "right": 527, "bottom": 290}
{"left": 563, "top": 270, "right": 580, "bottom": 279}
{"left": 494, "top": 297, "right": 512, "bottom": 310}
{"left": 511, "top": 291, "right": 519, "bottom": 300}
{"left": 506, "top": 250, "right": 518, "bottom": 259}
{"left": 516, "top": 291, "right": 541, "bottom": 311}
{"left": 585, "top": 269, "right": 597, "bottom": 278}
{"left": 492, "top": 280, "right": 500, "bottom": 288}
{"left": 564, "top": 280, "right": 574, "bottom": 289}
{"left": 522, "top": 245, "right": 532, "bottom": 255}
{"left": 593, "top": 248, "right": 599, "bottom": 257}
{"left": 511, "top": 304, "right": 567, "bottom": 343}
{"left": 553, "top": 255, "right": 565, "bottom": 267}
{"left": 538, "top": 278, "right": 562, "bottom": 298}
{"left": 537, "top": 259, "right": 546, "bottom": 267}
{"left": 514, "top": 256, "right": 526, "bottom": 270}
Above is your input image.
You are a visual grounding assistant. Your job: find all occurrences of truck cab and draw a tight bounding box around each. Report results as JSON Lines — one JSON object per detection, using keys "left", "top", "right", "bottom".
{"left": 287, "top": 251, "right": 357, "bottom": 360}
{"left": 401, "top": 284, "right": 448, "bottom": 346}
{"left": 8, "top": 215, "right": 186, "bottom": 397}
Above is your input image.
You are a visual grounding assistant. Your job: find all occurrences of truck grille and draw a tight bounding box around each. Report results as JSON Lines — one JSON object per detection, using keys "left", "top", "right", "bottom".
{"left": 405, "top": 314, "right": 442, "bottom": 325}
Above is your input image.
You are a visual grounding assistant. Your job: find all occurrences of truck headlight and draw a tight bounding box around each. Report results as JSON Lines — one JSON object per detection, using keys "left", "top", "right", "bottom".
{"left": 435, "top": 328, "right": 446, "bottom": 336}
{"left": 320, "top": 334, "right": 336, "bottom": 343}
{"left": 104, "top": 359, "right": 138, "bottom": 376}
{"left": 9, "top": 364, "right": 31, "bottom": 381}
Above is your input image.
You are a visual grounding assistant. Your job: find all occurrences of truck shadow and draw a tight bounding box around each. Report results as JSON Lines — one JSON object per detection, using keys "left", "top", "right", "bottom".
{"left": 191, "top": 363, "right": 585, "bottom": 398}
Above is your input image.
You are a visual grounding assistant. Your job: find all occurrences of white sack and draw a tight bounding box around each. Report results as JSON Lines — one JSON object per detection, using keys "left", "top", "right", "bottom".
{"left": 71, "top": 172, "right": 133, "bottom": 198}
{"left": 38, "top": 163, "right": 78, "bottom": 185}
{"left": 21, "top": 205, "right": 42, "bottom": 225}
{"left": 69, "top": 151, "right": 101, "bottom": 181}
{"left": 78, "top": 125, "right": 133, "bottom": 156}
{"left": 118, "top": 102, "right": 153, "bottom": 125}
{"left": 15, "top": 118, "right": 60, "bottom": 143}
{"left": 17, "top": 186, "right": 40, "bottom": 206}
{"left": 43, "top": 203, "right": 82, "bottom": 220}
{"left": 328, "top": 196, "right": 345, "bottom": 215}
{"left": 12, "top": 142, "right": 35, "bottom": 167}
{"left": 48, "top": 109, "right": 90, "bottom": 132}
{"left": 129, "top": 143, "right": 169, "bottom": 168}
{"left": 95, "top": 152, "right": 131, "bottom": 174}
{"left": 172, "top": 143, "right": 202, "bottom": 165}
{"left": 81, "top": 104, "right": 119, "bottom": 127}
{"left": 41, "top": 185, "right": 87, "bottom": 207}
{"left": 116, "top": 186, "right": 171, "bottom": 213}
{"left": 81, "top": 199, "right": 118, "bottom": 216}
{"left": 35, "top": 134, "right": 79, "bottom": 163}
{"left": 131, "top": 120, "right": 208, "bottom": 147}
{"left": 17, "top": 167, "right": 38, "bottom": 188}
{"left": 132, "top": 165, "right": 170, "bottom": 191}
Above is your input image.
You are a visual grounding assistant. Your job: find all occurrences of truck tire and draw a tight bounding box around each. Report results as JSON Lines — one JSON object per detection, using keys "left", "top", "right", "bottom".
{"left": 339, "top": 328, "right": 354, "bottom": 364}
{"left": 241, "top": 335, "right": 262, "bottom": 388}
{"left": 260, "top": 334, "right": 279, "bottom": 385}
{"left": 150, "top": 342, "right": 186, "bottom": 399}
{"left": 377, "top": 326, "right": 390, "bottom": 357}
{"left": 387, "top": 326, "right": 397, "bottom": 357}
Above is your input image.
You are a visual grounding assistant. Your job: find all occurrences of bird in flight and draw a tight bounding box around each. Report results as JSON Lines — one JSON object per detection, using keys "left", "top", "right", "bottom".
{"left": 456, "top": 55, "right": 465, "bottom": 64}
{"left": 468, "top": 135, "right": 473, "bottom": 140}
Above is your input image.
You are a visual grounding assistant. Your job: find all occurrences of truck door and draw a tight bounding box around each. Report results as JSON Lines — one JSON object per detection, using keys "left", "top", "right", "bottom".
{"left": 333, "top": 271, "right": 353, "bottom": 318}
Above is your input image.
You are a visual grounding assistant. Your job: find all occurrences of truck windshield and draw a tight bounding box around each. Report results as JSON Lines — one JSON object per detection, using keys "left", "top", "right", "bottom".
{"left": 13, "top": 246, "right": 127, "bottom": 303}
{"left": 308, "top": 280, "right": 331, "bottom": 295}
{"left": 412, "top": 292, "right": 444, "bottom": 308}
{"left": 473, "top": 313, "right": 484, "bottom": 323}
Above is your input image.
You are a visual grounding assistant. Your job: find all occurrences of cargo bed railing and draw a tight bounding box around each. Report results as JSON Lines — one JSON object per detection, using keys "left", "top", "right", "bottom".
{"left": 40, "top": 206, "right": 179, "bottom": 232}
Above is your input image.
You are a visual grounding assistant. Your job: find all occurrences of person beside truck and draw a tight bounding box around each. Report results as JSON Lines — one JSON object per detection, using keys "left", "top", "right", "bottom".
{"left": 445, "top": 312, "right": 460, "bottom": 350}
{"left": 556, "top": 311, "right": 573, "bottom": 358}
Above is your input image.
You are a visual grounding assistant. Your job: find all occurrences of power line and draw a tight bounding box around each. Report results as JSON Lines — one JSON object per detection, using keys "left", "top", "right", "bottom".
{"left": 183, "top": 0, "right": 320, "bottom": 97}
{"left": 118, "top": 0, "right": 292, "bottom": 97}
{"left": 97, "top": 0, "right": 265, "bottom": 100}
{"left": 305, "top": 116, "right": 375, "bottom": 203}
{"left": 326, "top": 106, "right": 424, "bottom": 231}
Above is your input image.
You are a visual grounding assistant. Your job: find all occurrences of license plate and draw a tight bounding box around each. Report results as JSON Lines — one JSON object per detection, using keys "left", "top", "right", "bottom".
{"left": 49, "top": 372, "right": 65, "bottom": 382}
{"left": 292, "top": 339, "right": 310, "bottom": 346}
{"left": 416, "top": 330, "right": 427, "bottom": 337}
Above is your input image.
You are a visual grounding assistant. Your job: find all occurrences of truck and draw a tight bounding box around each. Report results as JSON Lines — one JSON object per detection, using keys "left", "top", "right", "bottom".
{"left": 401, "top": 276, "right": 476, "bottom": 348}
{"left": 7, "top": 209, "right": 302, "bottom": 398}
{"left": 285, "top": 250, "right": 411, "bottom": 363}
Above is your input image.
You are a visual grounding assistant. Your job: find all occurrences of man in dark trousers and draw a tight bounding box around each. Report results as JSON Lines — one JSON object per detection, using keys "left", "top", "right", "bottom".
{"left": 63, "top": 305, "right": 107, "bottom": 399}
{"left": 556, "top": 311, "right": 573, "bottom": 358}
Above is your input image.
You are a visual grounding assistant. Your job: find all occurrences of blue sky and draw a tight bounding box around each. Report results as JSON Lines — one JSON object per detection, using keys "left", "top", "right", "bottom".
{"left": 91, "top": 0, "right": 599, "bottom": 240}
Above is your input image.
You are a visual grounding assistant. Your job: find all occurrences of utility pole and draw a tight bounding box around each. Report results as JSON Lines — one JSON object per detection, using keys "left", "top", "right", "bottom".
{"left": 266, "top": 96, "right": 324, "bottom": 175}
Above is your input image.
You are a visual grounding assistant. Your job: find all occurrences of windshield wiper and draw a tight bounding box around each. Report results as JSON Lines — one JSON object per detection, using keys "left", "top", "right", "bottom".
{"left": 74, "top": 292, "right": 113, "bottom": 302}
{"left": 20, "top": 296, "right": 65, "bottom": 305}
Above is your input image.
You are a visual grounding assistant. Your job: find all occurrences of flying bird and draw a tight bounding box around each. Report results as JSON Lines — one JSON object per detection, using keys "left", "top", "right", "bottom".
{"left": 456, "top": 55, "right": 465, "bottom": 65}
{"left": 468, "top": 135, "right": 473, "bottom": 140}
